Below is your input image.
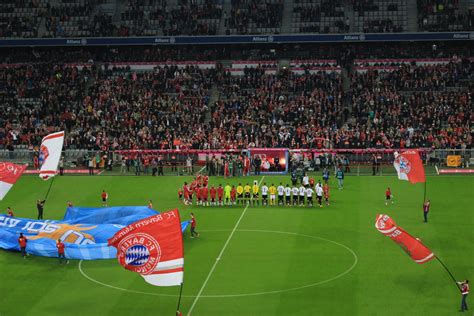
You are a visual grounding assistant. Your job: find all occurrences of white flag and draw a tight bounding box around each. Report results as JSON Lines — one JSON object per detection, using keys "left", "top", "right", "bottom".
{"left": 39, "top": 131, "right": 64, "bottom": 180}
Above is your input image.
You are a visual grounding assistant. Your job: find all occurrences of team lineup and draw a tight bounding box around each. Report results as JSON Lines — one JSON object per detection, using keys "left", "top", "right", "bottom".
{"left": 179, "top": 174, "right": 333, "bottom": 208}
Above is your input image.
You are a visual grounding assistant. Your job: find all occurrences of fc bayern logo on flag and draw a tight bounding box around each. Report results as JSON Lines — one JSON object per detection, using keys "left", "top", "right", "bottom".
{"left": 118, "top": 233, "right": 161, "bottom": 275}
{"left": 40, "top": 144, "right": 49, "bottom": 161}
{"left": 396, "top": 156, "right": 411, "bottom": 174}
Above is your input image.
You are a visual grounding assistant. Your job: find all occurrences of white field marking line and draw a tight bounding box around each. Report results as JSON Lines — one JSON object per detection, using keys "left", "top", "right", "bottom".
{"left": 77, "top": 229, "right": 358, "bottom": 298}
{"left": 187, "top": 176, "right": 265, "bottom": 315}
{"left": 78, "top": 260, "right": 193, "bottom": 298}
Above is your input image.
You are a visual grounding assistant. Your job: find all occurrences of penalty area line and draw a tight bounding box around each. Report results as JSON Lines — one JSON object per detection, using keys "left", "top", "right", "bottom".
{"left": 187, "top": 176, "right": 265, "bottom": 315}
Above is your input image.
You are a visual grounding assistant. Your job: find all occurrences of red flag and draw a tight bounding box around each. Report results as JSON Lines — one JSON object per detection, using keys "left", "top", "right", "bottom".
{"left": 375, "top": 214, "right": 434, "bottom": 264}
{"left": 393, "top": 150, "right": 426, "bottom": 184}
{"left": 108, "top": 209, "right": 184, "bottom": 286}
{"left": 0, "top": 162, "right": 27, "bottom": 200}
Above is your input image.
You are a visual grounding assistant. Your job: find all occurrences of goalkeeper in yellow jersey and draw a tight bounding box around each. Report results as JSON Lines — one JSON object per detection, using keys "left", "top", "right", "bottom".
{"left": 268, "top": 184, "right": 277, "bottom": 206}
{"left": 244, "top": 183, "right": 251, "bottom": 205}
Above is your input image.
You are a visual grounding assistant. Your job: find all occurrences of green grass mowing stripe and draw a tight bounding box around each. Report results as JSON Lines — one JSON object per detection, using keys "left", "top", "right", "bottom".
{"left": 187, "top": 176, "right": 266, "bottom": 315}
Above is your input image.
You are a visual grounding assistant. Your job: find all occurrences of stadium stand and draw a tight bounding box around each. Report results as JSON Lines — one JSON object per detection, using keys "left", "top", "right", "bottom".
{"left": 1, "top": 54, "right": 471, "bottom": 151}
{"left": 418, "top": 0, "right": 473, "bottom": 32}
{"left": 0, "top": 1, "right": 472, "bottom": 154}
{"left": 0, "top": 0, "right": 47, "bottom": 38}
{"left": 120, "top": 0, "right": 221, "bottom": 36}
{"left": 1, "top": 0, "right": 472, "bottom": 38}
{"left": 227, "top": 0, "right": 283, "bottom": 34}
{"left": 292, "top": 0, "right": 346, "bottom": 34}
{"left": 353, "top": 0, "right": 407, "bottom": 33}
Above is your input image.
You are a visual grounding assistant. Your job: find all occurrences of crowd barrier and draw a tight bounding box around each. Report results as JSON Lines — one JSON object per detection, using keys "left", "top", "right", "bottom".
{"left": 1, "top": 148, "right": 472, "bottom": 177}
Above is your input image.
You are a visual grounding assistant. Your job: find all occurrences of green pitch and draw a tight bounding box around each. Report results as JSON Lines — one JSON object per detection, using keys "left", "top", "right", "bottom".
{"left": 0, "top": 174, "right": 472, "bottom": 316}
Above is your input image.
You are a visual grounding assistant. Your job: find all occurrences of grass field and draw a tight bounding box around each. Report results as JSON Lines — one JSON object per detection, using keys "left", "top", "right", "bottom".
{"left": 0, "top": 173, "right": 473, "bottom": 316}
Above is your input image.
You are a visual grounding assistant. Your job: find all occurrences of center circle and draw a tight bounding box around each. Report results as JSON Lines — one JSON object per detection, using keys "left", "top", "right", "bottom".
{"left": 78, "top": 229, "right": 358, "bottom": 298}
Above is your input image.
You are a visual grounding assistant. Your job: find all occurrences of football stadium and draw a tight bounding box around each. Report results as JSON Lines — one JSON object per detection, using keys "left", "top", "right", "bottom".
{"left": 0, "top": 1, "right": 473, "bottom": 315}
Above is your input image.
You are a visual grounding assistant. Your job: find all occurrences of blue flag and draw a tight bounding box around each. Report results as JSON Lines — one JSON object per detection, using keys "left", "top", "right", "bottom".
{"left": 0, "top": 206, "right": 190, "bottom": 260}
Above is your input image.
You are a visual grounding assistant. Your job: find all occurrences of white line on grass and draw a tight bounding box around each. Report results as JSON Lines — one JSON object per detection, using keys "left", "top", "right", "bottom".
{"left": 187, "top": 176, "right": 265, "bottom": 315}
{"left": 78, "top": 229, "right": 358, "bottom": 298}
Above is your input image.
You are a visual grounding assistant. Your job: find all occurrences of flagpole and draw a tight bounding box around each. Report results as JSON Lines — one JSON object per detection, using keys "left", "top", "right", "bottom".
{"left": 44, "top": 176, "right": 56, "bottom": 202}
{"left": 423, "top": 180, "right": 427, "bottom": 202}
{"left": 435, "top": 256, "right": 461, "bottom": 292}
{"left": 176, "top": 282, "right": 183, "bottom": 315}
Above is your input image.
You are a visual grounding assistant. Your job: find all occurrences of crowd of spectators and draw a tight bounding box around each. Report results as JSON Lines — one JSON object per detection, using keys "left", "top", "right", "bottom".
{"left": 0, "top": 46, "right": 472, "bottom": 151}
{"left": 348, "top": 62, "right": 472, "bottom": 149}
{"left": 0, "top": 64, "right": 218, "bottom": 150}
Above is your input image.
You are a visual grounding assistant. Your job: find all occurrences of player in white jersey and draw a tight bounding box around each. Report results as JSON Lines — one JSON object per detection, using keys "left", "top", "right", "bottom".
{"left": 277, "top": 183, "right": 285, "bottom": 206}
{"left": 306, "top": 187, "right": 314, "bottom": 207}
{"left": 315, "top": 182, "right": 324, "bottom": 208}
{"left": 291, "top": 186, "right": 299, "bottom": 206}
{"left": 299, "top": 185, "right": 306, "bottom": 206}
{"left": 261, "top": 183, "right": 269, "bottom": 206}
{"left": 284, "top": 184, "right": 292, "bottom": 206}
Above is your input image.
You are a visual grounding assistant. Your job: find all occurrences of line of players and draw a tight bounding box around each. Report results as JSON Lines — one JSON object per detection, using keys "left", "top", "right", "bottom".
{"left": 179, "top": 177, "right": 330, "bottom": 208}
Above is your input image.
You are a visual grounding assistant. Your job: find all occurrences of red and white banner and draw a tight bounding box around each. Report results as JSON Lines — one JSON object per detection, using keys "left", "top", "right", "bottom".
{"left": 0, "top": 162, "right": 27, "bottom": 200}
{"left": 439, "top": 169, "right": 474, "bottom": 174}
{"left": 25, "top": 169, "right": 95, "bottom": 174}
{"left": 393, "top": 150, "right": 426, "bottom": 184}
{"left": 108, "top": 209, "right": 184, "bottom": 287}
{"left": 39, "top": 131, "right": 64, "bottom": 180}
{"left": 375, "top": 214, "right": 434, "bottom": 264}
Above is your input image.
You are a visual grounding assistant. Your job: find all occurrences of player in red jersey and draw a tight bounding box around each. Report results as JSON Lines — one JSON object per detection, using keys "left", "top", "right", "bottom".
{"left": 18, "top": 233, "right": 27, "bottom": 258}
{"left": 190, "top": 213, "right": 199, "bottom": 238}
{"left": 217, "top": 184, "right": 224, "bottom": 206}
{"left": 195, "top": 185, "right": 201, "bottom": 206}
{"left": 201, "top": 185, "right": 209, "bottom": 206}
{"left": 196, "top": 174, "right": 202, "bottom": 186}
{"left": 230, "top": 186, "right": 237, "bottom": 205}
{"left": 7, "top": 207, "right": 14, "bottom": 217}
{"left": 101, "top": 190, "right": 108, "bottom": 207}
{"left": 385, "top": 187, "right": 393, "bottom": 205}
{"left": 203, "top": 175, "right": 209, "bottom": 187}
{"left": 56, "top": 239, "right": 68, "bottom": 264}
{"left": 309, "top": 178, "right": 315, "bottom": 187}
{"left": 323, "top": 183, "right": 330, "bottom": 206}
{"left": 182, "top": 182, "right": 190, "bottom": 205}
{"left": 210, "top": 185, "right": 217, "bottom": 206}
